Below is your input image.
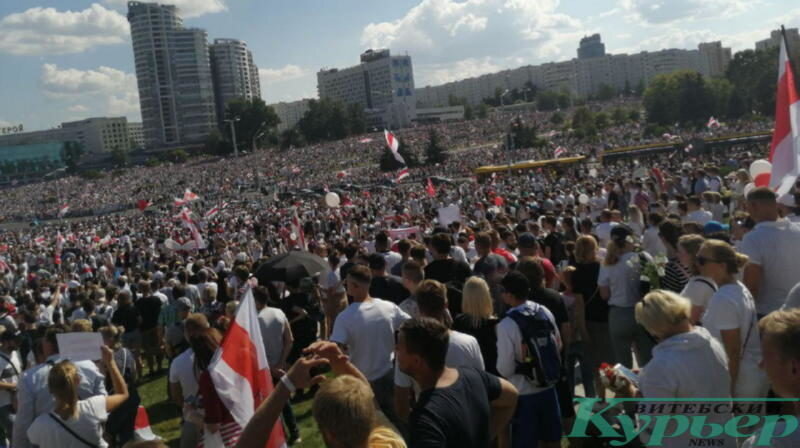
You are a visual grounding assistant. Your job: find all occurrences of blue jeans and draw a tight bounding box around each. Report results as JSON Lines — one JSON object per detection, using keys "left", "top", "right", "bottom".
{"left": 609, "top": 306, "right": 655, "bottom": 368}
{"left": 511, "top": 388, "right": 562, "bottom": 448}
{"left": 0, "top": 404, "right": 13, "bottom": 445}
{"left": 567, "top": 341, "right": 596, "bottom": 398}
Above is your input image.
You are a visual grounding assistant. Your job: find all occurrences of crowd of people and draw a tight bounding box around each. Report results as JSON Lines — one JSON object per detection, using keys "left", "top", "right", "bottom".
{"left": 0, "top": 109, "right": 796, "bottom": 448}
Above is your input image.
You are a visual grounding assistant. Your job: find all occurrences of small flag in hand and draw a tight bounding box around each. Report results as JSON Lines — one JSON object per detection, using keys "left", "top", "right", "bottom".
{"left": 426, "top": 178, "right": 436, "bottom": 197}
{"left": 384, "top": 129, "right": 405, "bottom": 165}
{"left": 554, "top": 146, "right": 567, "bottom": 158}
{"left": 397, "top": 167, "right": 410, "bottom": 182}
{"left": 706, "top": 117, "right": 721, "bottom": 129}
{"left": 137, "top": 200, "right": 152, "bottom": 212}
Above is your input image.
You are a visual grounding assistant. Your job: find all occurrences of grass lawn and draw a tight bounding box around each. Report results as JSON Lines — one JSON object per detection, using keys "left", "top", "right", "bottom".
{"left": 139, "top": 372, "right": 324, "bottom": 447}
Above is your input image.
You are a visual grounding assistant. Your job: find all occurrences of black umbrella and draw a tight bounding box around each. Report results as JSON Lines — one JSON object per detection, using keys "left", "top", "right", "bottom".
{"left": 255, "top": 250, "right": 328, "bottom": 283}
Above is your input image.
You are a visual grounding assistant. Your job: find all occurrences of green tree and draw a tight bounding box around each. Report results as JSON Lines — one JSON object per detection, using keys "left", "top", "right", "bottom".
{"left": 595, "top": 112, "right": 609, "bottom": 129}
{"left": 725, "top": 48, "right": 779, "bottom": 116}
{"left": 279, "top": 127, "right": 305, "bottom": 150}
{"left": 727, "top": 91, "right": 747, "bottom": 119}
{"left": 537, "top": 90, "right": 559, "bottom": 111}
{"left": 557, "top": 89, "right": 571, "bottom": 109}
{"left": 425, "top": 129, "right": 448, "bottom": 164}
{"left": 464, "top": 104, "right": 474, "bottom": 120}
{"left": 476, "top": 103, "right": 489, "bottom": 119}
{"left": 550, "top": 111, "right": 565, "bottom": 125}
{"left": 629, "top": 109, "right": 641, "bottom": 122}
{"left": 204, "top": 130, "right": 230, "bottom": 155}
{"left": 110, "top": 146, "right": 128, "bottom": 167}
{"left": 634, "top": 79, "right": 646, "bottom": 97}
{"left": 346, "top": 103, "right": 366, "bottom": 135}
{"left": 707, "top": 78, "right": 734, "bottom": 118}
{"left": 62, "top": 141, "right": 85, "bottom": 173}
{"left": 571, "top": 107, "right": 594, "bottom": 130}
{"left": 224, "top": 98, "right": 281, "bottom": 152}
{"left": 595, "top": 84, "right": 616, "bottom": 101}
{"left": 611, "top": 107, "right": 628, "bottom": 125}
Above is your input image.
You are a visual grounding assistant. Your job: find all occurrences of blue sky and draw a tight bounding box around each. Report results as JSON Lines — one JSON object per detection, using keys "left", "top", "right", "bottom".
{"left": 1, "top": 0, "right": 798, "bottom": 131}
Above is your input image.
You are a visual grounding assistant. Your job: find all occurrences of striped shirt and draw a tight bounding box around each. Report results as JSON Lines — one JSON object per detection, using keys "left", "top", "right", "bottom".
{"left": 662, "top": 258, "right": 690, "bottom": 293}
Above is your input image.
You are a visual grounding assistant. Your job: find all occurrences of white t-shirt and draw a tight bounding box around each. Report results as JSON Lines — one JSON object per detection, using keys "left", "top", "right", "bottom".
{"left": 394, "top": 330, "right": 483, "bottom": 391}
{"left": 0, "top": 350, "right": 20, "bottom": 407}
{"left": 330, "top": 298, "right": 410, "bottom": 381}
{"left": 642, "top": 226, "right": 667, "bottom": 258}
{"left": 684, "top": 210, "right": 713, "bottom": 226}
{"left": 739, "top": 220, "right": 800, "bottom": 315}
{"left": 702, "top": 282, "right": 760, "bottom": 361}
{"left": 257, "top": 307, "right": 289, "bottom": 368}
{"left": 169, "top": 349, "right": 198, "bottom": 401}
{"left": 319, "top": 268, "right": 345, "bottom": 294}
{"left": 378, "top": 251, "right": 402, "bottom": 273}
{"left": 28, "top": 395, "right": 108, "bottom": 448}
{"left": 598, "top": 252, "right": 644, "bottom": 307}
{"left": 680, "top": 276, "right": 717, "bottom": 310}
{"left": 594, "top": 222, "right": 619, "bottom": 249}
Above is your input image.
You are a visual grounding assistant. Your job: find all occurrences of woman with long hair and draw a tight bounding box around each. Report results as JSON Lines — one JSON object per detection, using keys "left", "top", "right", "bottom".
{"left": 599, "top": 225, "right": 656, "bottom": 369}
{"left": 99, "top": 324, "right": 141, "bottom": 447}
{"left": 452, "top": 276, "right": 499, "bottom": 375}
{"left": 698, "top": 240, "right": 769, "bottom": 399}
{"left": 27, "top": 346, "right": 129, "bottom": 448}
{"left": 676, "top": 235, "right": 717, "bottom": 324}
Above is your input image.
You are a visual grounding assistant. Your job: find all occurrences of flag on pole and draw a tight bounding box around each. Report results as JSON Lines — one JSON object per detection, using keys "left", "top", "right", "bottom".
{"left": 397, "top": 167, "right": 410, "bottom": 182}
{"left": 426, "top": 178, "right": 436, "bottom": 197}
{"left": 384, "top": 129, "right": 406, "bottom": 165}
{"left": 706, "top": 117, "right": 721, "bottom": 129}
{"left": 58, "top": 204, "right": 69, "bottom": 218}
{"left": 208, "top": 288, "right": 285, "bottom": 448}
{"left": 554, "top": 146, "right": 567, "bottom": 158}
{"left": 769, "top": 28, "right": 800, "bottom": 195}
{"left": 137, "top": 200, "right": 153, "bottom": 212}
{"left": 175, "top": 208, "right": 206, "bottom": 250}
{"left": 204, "top": 202, "right": 229, "bottom": 219}
{"left": 183, "top": 189, "right": 199, "bottom": 202}
{"left": 290, "top": 209, "right": 307, "bottom": 250}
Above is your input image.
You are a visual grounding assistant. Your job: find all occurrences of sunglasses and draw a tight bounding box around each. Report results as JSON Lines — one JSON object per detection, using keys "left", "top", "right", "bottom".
{"left": 696, "top": 255, "right": 720, "bottom": 266}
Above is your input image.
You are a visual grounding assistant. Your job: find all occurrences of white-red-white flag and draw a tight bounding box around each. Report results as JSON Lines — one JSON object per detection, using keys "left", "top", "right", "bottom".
{"left": 384, "top": 129, "right": 405, "bottom": 165}
{"left": 706, "top": 116, "right": 721, "bottom": 129}
{"left": 554, "top": 146, "right": 567, "bottom": 158}
{"left": 208, "top": 288, "right": 285, "bottom": 448}
{"left": 175, "top": 208, "right": 205, "bottom": 249}
{"left": 769, "top": 31, "right": 800, "bottom": 195}
{"left": 58, "top": 204, "right": 69, "bottom": 217}
{"left": 397, "top": 167, "right": 410, "bottom": 182}
{"left": 133, "top": 406, "right": 161, "bottom": 442}
{"left": 290, "top": 209, "right": 307, "bottom": 251}
{"left": 183, "top": 189, "right": 199, "bottom": 202}
{"left": 204, "top": 202, "right": 229, "bottom": 220}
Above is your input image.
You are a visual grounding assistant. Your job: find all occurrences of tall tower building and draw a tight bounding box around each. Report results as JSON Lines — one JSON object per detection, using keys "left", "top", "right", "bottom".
{"left": 127, "top": 2, "right": 217, "bottom": 148}
{"left": 578, "top": 34, "right": 606, "bottom": 59}
{"left": 210, "top": 39, "right": 261, "bottom": 125}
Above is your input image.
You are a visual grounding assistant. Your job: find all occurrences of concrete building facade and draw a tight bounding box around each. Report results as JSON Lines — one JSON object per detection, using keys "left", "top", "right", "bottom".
{"left": 0, "top": 117, "right": 131, "bottom": 154}
{"left": 210, "top": 38, "right": 261, "bottom": 125}
{"left": 127, "top": 1, "right": 217, "bottom": 148}
{"left": 270, "top": 99, "right": 312, "bottom": 132}
{"left": 415, "top": 35, "right": 733, "bottom": 107}
{"left": 318, "top": 49, "right": 416, "bottom": 128}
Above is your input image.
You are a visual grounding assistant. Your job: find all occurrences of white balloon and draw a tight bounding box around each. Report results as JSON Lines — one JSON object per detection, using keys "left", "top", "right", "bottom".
{"left": 749, "top": 159, "right": 772, "bottom": 178}
{"left": 743, "top": 182, "right": 755, "bottom": 198}
{"left": 324, "top": 192, "right": 340, "bottom": 208}
{"left": 578, "top": 194, "right": 590, "bottom": 205}
{"left": 589, "top": 168, "right": 598, "bottom": 178}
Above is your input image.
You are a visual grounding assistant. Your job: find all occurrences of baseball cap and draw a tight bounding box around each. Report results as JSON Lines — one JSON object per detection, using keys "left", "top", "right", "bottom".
{"left": 610, "top": 225, "right": 635, "bottom": 243}
{"left": 703, "top": 221, "right": 730, "bottom": 235}
{"left": 176, "top": 297, "right": 193, "bottom": 311}
{"left": 518, "top": 233, "right": 538, "bottom": 249}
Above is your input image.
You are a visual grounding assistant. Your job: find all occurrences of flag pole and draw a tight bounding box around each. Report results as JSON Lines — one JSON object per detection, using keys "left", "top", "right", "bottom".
{"left": 782, "top": 25, "right": 800, "bottom": 97}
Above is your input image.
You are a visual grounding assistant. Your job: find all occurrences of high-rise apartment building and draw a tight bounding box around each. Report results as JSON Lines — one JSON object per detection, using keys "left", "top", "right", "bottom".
{"left": 578, "top": 34, "right": 606, "bottom": 59}
{"left": 210, "top": 38, "right": 261, "bottom": 125}
{"left": 317, "top": 49, "right": 416, "bottom": 128}
{"left": 127, "top": 1, "right": 217, "bottom": 148}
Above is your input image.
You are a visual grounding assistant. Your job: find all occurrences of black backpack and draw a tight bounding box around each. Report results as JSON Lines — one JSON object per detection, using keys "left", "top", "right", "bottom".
{"left": 507, "top": 303, "right": 561, "bottom": 388}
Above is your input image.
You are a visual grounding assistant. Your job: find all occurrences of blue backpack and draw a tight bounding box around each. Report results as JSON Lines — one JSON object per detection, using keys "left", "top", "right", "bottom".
{"left": 507, "top": 303, "right": 561, "bottom": 388}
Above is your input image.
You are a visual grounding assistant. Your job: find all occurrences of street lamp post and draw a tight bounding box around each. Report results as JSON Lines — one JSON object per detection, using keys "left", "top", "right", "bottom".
{"left": 224, "top": 117, "right": 241, "bottom": 157}
{"left": 252, "top": 120, "right": 267, "bottom": 152}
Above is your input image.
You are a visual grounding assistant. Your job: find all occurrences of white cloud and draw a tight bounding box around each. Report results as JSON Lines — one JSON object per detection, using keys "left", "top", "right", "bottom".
{"left": 40, "top": 64, "right": 140, "bottom": 118}
{"left": 361, "top": 0, "right": 583, "bottom": 65}
{"left": 259, "top": 65, "right": 307, "bottom": 84}
{"left": 0, "top": 3, "right": 129, "bottom": 55}
{"left": 618, "top": 0, "right": 756, "bottom": 25}
{"left": 419, "top": 57, "right": 504, "bottom": 85}
{"left": 104, "top": 0, "right": 227, "bottom": 18}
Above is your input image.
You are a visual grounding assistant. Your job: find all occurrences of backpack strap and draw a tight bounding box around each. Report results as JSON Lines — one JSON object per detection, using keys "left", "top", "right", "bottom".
{"left": 0, "top": 352, "right": 18, "bottom": 377}
{"left": 694, "top": 278, "right": 717, "bottom": 292}
{"left": 48, "top": 412, "right": 99, "bottom": 448}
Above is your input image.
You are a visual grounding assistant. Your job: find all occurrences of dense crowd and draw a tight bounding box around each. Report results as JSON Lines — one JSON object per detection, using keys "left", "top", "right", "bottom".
{"left": 0, "top": 111, "right": 797, "bottom": 448}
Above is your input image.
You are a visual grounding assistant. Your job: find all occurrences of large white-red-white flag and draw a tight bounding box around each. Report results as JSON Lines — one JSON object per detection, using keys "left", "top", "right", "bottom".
{"left": 290, "top": 209, "right": 307, "bottom": 251}
{"left": 769, "top": 30, "right": 800, "bottom": 195}
{"left": 397, "top": 167, "right": 410, "bottom": 182}
{"left": 208, "top": 288, "right": 285, "bottom": 448}
{"left": 384, "top": 129, "right": 406, "bottom": 165}
{"left": 58, "top": 204, "right": 69, "bottom": 218}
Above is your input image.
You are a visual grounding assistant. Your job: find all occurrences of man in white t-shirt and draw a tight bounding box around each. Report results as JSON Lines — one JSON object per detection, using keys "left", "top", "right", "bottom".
{"left": 743, "top": 309, "right": 800, "bottom": 448}
{"left": 0, "top": 329, "right": 20, "bottom": 445}
{"left": 330, "top": 265, "right": 410, "bottom": 425}
{"left": 168, "top": 314, "right": 208, "bottom": 448}
{"left": 394, "top": 279, "right": 484, "bottom": 423}
{"left": 684, "top": 197, "right": 713, "bottom": 226}
{"left": 594, "top": 209, "right": 619, "bottom": 249}
{"left": 740, "top": 188, "right": 800, "bottom": 316}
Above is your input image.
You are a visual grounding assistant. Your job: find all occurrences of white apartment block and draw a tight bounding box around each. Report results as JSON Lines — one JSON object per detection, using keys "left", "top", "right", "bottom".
{"left": 210, "top": 38, "right": 261, "bottom": 124}
{"left": 318, "top": 49, "right": 416, "bottom": 128}
{"left": 416, "top": 35, "right": 733, "bottom": 107}
{"left": 270, "top": 99, "right": 312, "bottom": 132}
{"left": 128, "top": 122, "right": 145, "bottom": 149}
